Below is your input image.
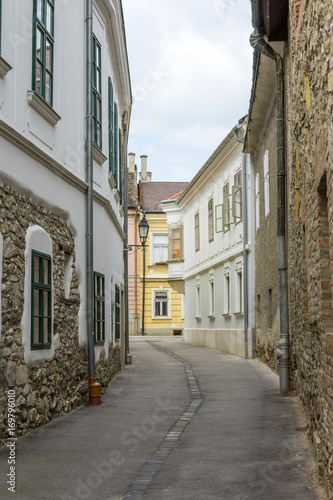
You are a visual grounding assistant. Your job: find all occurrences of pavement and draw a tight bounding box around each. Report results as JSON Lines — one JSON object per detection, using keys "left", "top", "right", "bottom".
{"left": 0, "top": 337, "right": 327, "bottom": 500}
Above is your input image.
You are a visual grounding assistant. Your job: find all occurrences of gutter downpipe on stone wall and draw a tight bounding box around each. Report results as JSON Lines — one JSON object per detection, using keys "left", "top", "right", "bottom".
{"left": 233, "top": 124, "right": 249, "bottom": 359}
{"left": 123, "top": 110, "right": 132, "bottom": 364}
{"left": 86, "top": 0, "right": 101, "bottom": 404}
{"left": 250, "top": 0, "right": 290, "bottom": 393}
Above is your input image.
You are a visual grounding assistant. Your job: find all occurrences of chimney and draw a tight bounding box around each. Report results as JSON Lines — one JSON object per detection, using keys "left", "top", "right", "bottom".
{"left": 147, "top": 172, "right": 152, "bottom": 182}
{"left": 128, "top": 152, "right": 135, "bottom": 173}
{"left": 140, "top": 155, "right": 147, "bottom": 182}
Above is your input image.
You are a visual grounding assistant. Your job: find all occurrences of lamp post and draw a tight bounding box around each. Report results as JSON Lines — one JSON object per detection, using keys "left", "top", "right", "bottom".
{"left": 138, "top": 214, "right": 149, "bottom": 336}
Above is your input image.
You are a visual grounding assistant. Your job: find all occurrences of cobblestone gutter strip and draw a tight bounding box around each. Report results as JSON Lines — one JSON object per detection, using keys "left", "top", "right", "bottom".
{"left": 122, "top": 342, "right": 203, "bottom": 499}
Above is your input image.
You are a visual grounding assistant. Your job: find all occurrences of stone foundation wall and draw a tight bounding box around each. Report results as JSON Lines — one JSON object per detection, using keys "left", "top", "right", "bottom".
{"left": 286, "top": 0, "right": 333, "bottom": 493}
{"left": 0, "top": 181, "right": 121, "bottom": 446}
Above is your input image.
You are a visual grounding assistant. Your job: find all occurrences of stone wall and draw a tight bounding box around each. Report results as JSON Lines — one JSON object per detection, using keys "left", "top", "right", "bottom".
{"left": 0, "top": 180, "right": 121, "bottom": 446}
{"left": 286, "top": 0, "right": 333, "bottom": 492}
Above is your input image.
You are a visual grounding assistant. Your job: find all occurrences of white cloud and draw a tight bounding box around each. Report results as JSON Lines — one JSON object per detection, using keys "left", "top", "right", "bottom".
{"left": 122, "top": 0, "right": 253, "bottom": 181}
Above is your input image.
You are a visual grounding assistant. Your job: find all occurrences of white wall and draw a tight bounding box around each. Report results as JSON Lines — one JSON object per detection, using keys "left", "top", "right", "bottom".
{"left": 0, "top": 0, "right": 131, "bottom": 361}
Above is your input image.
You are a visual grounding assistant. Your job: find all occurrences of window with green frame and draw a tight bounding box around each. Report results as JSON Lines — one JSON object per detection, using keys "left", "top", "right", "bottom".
{"left": 93, "top": 35, "right": 102, "bottom": 149}
{"left": 94, "top": 272, "right": 105, "bottom": 344}
{"left": 114, "top": 102, "right": 118, "bottom": 186}
{"left": 115, "top": 284, "right": 121, "bottom": 341}
{"left": 31, "top": 250, "right": 52, "bottom": 349}
{"left": 108, "top": 77, "right": 114, "bottom": 173}
{"left": 118, "top": 128, "right": 122, "bottom": 204}
{"left": 32, "top": 0, "right": 54, "bottom": 106}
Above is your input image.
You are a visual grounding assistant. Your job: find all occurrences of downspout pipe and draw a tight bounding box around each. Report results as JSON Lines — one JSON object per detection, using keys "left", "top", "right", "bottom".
{"left": 250, "top": 0, "right": 290, "bottom": 393}
{"left": 123, "top": 111, "right": 132, "bottom": 364}
{"left": 86, "top": 0, "right": 101, "bottom": 404}
{"left": 233, "top": 124, "right": 249, "bottom": 359}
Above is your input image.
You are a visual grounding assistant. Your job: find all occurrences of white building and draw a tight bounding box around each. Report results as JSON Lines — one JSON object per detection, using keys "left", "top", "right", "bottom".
{"left": 0, "top": 0, "right": 131, "bottom": 442}
{"left": 162, "top": 121, "right": 255, "bottom": 358}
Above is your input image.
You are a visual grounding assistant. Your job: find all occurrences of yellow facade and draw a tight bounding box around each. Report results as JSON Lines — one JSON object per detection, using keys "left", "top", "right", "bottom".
{"left": 139, "top": 213, "right": 184, "bottom": 335}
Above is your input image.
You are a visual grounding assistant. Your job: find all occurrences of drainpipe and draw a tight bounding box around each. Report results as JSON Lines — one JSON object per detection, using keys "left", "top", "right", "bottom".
{"left": 250, "top": 0, "right": 289, "bottom": 393}
{"left": 233, "top": 124, "right": 249, "bottom": 359}
{"left": 134, "top": 206, "right": 138, "bottom": 334}
{"left": 85, "top": 0, "right": 101, "bottom": 404}
{"left": 123, "top": 110, "right": 132, "bottom": 364}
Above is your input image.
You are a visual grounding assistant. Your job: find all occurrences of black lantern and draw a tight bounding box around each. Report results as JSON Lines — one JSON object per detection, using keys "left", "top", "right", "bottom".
{"left": 138, "top": 214, "right": 149, "bottom": 244}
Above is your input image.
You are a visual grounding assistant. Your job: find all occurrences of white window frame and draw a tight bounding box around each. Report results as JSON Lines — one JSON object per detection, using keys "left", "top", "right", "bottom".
{"left": 234, "top": 261, "right": 243, "bottom": 315}
{"left": 195, "top": 276, "right": 201, "bottom": 319}
{"left": 22, "top": 225, "right": 54, "bottom": 364}
{"left": 233, "top": 170, "right": 242, "bottom": 223}
{"left": 208, "top": 197, "right": 214, "bottom": 242}
{"left": 195, "top": 212, "right": 200, "bottom": 251}
{"left": 152, "top": 233, "right": 168, "bottom": 264}
{"left": 152, "top": 288, "right": 170, "bottom": 319}
{"left": 215, "top": 204, "right": 223, "bottom": 233}
{"left": 223, "top": 182, "right": 232, "bottom": 231}
{"left": 264, "top": 149, "right": 270, "bottom": 217}
{"left": 255, "top": 172, "right": 260, "bottom": 230}
{"left": 208, "top": 270, "right": 215, "bottom": 318}
{"left": 223, "top": 265, "right": 231, "bottom": 316}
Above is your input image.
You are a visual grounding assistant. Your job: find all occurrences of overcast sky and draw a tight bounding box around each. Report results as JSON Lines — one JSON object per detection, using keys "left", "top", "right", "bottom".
{"left": 122, "top": 0, "right": 253, "bottom": 182}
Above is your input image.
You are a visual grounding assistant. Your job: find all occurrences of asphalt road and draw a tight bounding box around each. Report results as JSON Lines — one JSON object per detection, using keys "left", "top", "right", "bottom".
{"left": 0, "top": 338, "right": 327, "bottom": 499}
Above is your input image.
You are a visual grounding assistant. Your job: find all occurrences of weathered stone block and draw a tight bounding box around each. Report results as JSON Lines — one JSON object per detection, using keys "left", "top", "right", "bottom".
{"left": 16, "top": 365, "right": 28, "bottom": 386}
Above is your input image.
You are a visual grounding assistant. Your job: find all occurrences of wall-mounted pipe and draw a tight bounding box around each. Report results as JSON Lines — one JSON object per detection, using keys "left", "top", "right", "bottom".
{"left": 250, "top": 0, "right": 289, "bottom": 393}
{"left": 85, "top": 0, "right": 101, "bottom": 403}
{"left": 123, "top": 110, "right": 132, "bottom": 364}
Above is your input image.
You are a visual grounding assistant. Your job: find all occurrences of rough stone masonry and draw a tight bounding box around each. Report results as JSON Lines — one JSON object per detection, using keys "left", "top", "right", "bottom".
{"left": 0, "top": 181, "right": 121, "bottom": 445}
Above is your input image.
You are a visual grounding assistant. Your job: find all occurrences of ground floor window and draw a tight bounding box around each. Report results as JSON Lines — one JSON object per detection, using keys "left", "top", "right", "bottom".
{"left": 31, "top": 250, "right": 52, "bottom": 349}
{"left": 115, "top": 284, "right": 121, "bottom": 340}
{"left": 94, "top": 272, "right": 105, "bottom": 344}
{"left": 154, "top": 290, "right": 168, "bottom": 317}
{"left": 195, "top": 277, "right": 201, "bottom": 319}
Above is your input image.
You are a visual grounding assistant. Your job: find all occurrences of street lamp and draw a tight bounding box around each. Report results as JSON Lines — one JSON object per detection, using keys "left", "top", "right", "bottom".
{"left": 138, "top": 214, "right": 149, "bottom": 336}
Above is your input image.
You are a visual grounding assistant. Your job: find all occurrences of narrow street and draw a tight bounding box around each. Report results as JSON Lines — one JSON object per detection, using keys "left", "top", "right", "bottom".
{"left": 0, "top": 338, "right": 325, "bottom": 500}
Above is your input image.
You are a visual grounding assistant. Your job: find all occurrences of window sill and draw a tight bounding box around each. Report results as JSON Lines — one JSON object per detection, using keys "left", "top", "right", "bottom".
{"left": 208, "top": 314, "right": 215, "bottom": 319}
{"left": 223, "top": 313, "right": 231, "bottom": 318}
{"left": 114, "top": 189, "right": 120, "bottom": 203}
{"left": 108, "top": 171, "right": 117, "bottom": 189}
{"left": 195, "top": 316, "right": 201, "bottom": 320}
{"left": 153, "top": 316, "right": 171, "bottom": 320}
{"left": 93, "top": 144, "right": 107, "bottom": 165}
{"left": 0, "top": 56, "right": 12, "bottom": 78}
{"left": 31, "top": 344, "right": 52, "bottom": 350}
{"left": 234, "top": 311, "right": 244, "bottom": 317}
{"left": 167, "top": 259, "right": 184, "bottom": 263}
{"left": 94, "top": 341, "right": 105, "bottom": 346}
{"left": 27, "top": 90, "right": 61, "bottom": 126}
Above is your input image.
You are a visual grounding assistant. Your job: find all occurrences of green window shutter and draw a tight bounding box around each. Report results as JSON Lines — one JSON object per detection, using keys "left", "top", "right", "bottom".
{"left": 108, "top": 78, "right": 114, "bottom": 173}
{"left": 94, "top": 272, "right": 105, "bottom": 344}
{"left": 115, "top": 285, "right": 121, "bottom": 340}
{"left": 114, "top": 103, "right": 118, "bottom": 188}
{"left": 32, "top": 0, "right": 54, "bottom": 106}
{"left": 119, "top": 128, "right": 122, "bottom": 205}
{"left": 31, "top": 250, "right": 52, "bottom": 349}
{"left": 92, "top": 35, "right": 102, "bottom": 149}
{"left": 215, "top": 204, "right": 223, "bottom": 233}
{"left": 222, "top": 194, "right": 232, "bottom": 231}
{"left": 232, "top": 185, "right": 242, "bottom": 222}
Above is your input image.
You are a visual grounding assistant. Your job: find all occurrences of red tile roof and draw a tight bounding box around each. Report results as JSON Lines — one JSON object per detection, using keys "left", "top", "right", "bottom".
{"left": 141, "top": 182, "right": 189, "bottom": 212}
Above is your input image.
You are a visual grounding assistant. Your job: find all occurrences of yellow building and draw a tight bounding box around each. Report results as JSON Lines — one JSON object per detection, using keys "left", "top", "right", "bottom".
{"left": 138, "top": 156, "right": 188, "bottom": 335}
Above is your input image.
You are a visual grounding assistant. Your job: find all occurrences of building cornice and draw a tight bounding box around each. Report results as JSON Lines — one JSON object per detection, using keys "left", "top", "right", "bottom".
{"left": 0, "top": 119, "right": 124, "bottom": 239}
